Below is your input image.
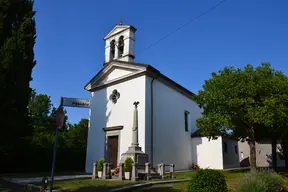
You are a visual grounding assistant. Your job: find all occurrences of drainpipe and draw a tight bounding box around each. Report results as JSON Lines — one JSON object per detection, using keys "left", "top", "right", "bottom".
{"left": 150, "top": 76, "right": 157, "bottom": 166}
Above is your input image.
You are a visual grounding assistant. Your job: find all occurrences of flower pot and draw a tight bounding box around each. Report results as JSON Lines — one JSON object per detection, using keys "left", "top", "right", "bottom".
{"left": 98, "top": 171, "right": 102, "bottom": 178}
{"left": 125, "top": 172, "right": 131, "bottom": 180}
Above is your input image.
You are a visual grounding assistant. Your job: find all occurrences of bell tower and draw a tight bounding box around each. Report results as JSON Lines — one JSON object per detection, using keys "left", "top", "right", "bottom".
{"left": 104, "top": 23, "right": 136, "bottom": 64}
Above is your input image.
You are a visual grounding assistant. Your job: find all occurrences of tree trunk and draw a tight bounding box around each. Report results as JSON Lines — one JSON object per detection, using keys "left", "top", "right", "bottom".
{"left": 271, "top": 139, "right": 277, "bottom": 171}
{"left": 248, "top": 126, "right": 257, "bottom": 170}
{"left": 248, "top": 140, "right": 257, "bottom": 170}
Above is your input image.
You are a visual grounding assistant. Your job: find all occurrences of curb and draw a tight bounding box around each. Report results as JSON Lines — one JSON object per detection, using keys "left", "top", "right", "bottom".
{"left": 109, "top": 179, "right": 190, "bottom": 192}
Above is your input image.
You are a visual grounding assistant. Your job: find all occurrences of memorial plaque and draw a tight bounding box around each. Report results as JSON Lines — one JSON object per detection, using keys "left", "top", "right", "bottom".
{"left": 136, "top": 154, "right": 148, "bottom": 165}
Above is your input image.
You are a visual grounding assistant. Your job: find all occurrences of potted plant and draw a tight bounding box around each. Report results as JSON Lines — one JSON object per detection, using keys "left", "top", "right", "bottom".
{"left": 97, "top": 158, "right": 104, "bottom": 178}
{"left": 124, "top": 157, "right": 134, "bottom": 180}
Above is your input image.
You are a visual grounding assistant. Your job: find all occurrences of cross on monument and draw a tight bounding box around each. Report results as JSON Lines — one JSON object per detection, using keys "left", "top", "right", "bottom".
{"left": 133, "top": 101, "right": 139, "bottom": 108}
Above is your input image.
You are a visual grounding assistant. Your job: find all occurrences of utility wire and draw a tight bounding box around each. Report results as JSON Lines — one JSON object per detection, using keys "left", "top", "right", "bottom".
{"left": 140, "top": 0, "right": 229, "bottom": 54}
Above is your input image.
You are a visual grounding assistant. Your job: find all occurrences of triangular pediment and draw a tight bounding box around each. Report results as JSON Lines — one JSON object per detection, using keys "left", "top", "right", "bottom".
{"left": 104, "top": 24, "right": 135, "bottom": 40}
{"left": 85, "top": 61, "right": 147, "bottom": 91}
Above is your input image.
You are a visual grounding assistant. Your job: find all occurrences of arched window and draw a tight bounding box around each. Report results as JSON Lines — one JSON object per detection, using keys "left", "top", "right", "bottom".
{"left": 110, "top": 40, "right": 115, "bottom": 60}
{"left": 118, "top": 36, "right": 124, "bottom": 57}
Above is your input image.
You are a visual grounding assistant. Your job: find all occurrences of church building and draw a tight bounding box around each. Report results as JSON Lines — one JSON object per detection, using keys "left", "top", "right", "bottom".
{"left": 84, "top": 23, "right": 240, "bottom": 173}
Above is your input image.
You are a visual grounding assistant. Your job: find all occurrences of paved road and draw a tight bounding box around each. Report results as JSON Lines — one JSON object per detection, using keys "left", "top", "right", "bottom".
{"left": 4, "top": 174, "right": 91, "bottom": 184}
{"left": 0, "top": 179, "right": 24, "bottom": 192}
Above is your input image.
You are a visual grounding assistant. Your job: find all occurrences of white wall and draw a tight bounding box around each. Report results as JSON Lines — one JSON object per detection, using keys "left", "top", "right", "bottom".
{"left": 192, "top": 137, "right": 224, "bottom": 169}
{"left": 85, "top": 74, "right": 146, "bottom": 173}
{"left": 146, "top": 77, "right": 202, "bottom": 170}
{"left": 222, "top": 138, "right": 240, "bottom": 169}
{"left": 105, "top": 27, "right": 135, "bottom": 63}
{"left": 238, "top": 141, "right": 285, "bottom": 167}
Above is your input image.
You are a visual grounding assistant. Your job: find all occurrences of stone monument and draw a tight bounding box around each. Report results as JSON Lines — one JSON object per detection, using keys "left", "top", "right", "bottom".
{"left": 120, "top": 101, "right": 148, "bottom": 167}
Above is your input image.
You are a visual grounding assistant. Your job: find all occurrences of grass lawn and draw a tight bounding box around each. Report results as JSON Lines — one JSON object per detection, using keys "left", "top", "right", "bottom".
{"left": 138, "top": 169, "right": 251, "bottom": 192}
{"left": 41, "top": 179, "right": 144, "bottom": 192}
{"left": 31, "top": 168, "right": 250, "bottom": 192}
{"left": 2, "top": 168, "right": 287, "bottom": 192}
{"left": 138, "top": 168, "right": 288, "bottom": 192}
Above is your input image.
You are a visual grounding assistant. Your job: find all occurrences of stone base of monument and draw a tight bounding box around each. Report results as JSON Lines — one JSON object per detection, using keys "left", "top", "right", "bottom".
{"left": 120, "top": 145, "right": 148, "bottom": 166}
{"left": 119, "top": 146, "right": 162, "bottom": 180}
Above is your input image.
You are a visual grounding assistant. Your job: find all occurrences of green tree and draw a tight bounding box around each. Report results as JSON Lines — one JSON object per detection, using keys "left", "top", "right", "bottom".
{"left": 193, "top": 63, "right": 288, "bottom": 169}
{"left": 0, "top": 0, "right": 36, "bottom": 172}
{"left": 29, "top": 89, "right": 52, "bottom": 129}
{"left": 28, "top": 90, "right": 70, "bottom": 171}
{"left": 66, "top": 118, "right": 88, "bottom": 149}
{"left": 61, "top": 118, "right": 88, "bottom": 170}
{"left": 29, "top": 91, "right": 69, "bottom": 144}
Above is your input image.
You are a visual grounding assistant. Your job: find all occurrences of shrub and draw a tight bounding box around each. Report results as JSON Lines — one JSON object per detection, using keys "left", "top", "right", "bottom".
{"left": 188, "top": 169, "right": 228, "bottom": 192}
{"left": 97, "top": 158, "right": 104, "bottom": 172}
{"left": 124, "top": 157, "right": 134, "bottom": 172}
{"left": 236, "top": 169, "right": 284, "bottom": 192}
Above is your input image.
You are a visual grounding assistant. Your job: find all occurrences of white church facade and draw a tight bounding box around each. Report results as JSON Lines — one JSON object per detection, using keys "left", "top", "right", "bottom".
{"left": 84, "top": 23, "right": 240, "bottom": 173}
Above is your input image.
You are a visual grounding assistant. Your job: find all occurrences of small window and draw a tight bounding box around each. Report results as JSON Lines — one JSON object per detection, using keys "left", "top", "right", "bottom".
{"left": 109, "top": 89, "right": 120, "bottom": 104}
{"left": 223, "top": 142, "right": 228, "bottom": 153}
{"left": 234, "top": 145, "right": 238, "bottom": 154}
{"left": 184, "top": 111, "right": 189, "bottom": 132}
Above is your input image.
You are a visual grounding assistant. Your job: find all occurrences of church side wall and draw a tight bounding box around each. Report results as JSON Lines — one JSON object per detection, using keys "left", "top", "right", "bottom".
{"left": 146, "top": 77, "right": 202, "bottom": 170}
{"left": 85, "top": 76, "right": 146, "bottom": 173}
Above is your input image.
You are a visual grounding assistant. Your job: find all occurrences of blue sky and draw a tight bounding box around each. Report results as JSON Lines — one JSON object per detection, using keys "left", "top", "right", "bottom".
{"left": 32, "top": 0, "right": 288, "bottom": 124}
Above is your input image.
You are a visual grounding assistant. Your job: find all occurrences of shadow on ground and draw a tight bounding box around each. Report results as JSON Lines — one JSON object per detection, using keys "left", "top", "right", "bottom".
{"left": 134, "top": 186, "right": 182, "bottom": 192}
{"left": 59, "top": 186, "right": 123, "bottom": 192}
{"left": 58, "top": 185, "right": 184, "bottom": 192}
{"left": 0, "top": 179, "right": 25, "bottom": 192}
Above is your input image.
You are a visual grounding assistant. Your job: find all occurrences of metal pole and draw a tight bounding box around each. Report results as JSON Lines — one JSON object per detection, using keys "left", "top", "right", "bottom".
{"left": 50, "top": 126, "right": 59, "bottom": 192}
{"left": 50, "top": 97, "right": 64, "bottom": 192}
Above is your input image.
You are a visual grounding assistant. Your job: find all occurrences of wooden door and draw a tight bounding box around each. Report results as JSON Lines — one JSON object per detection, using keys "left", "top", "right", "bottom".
{"left": 107, "top": 136, "right": 119, "bottom": 169}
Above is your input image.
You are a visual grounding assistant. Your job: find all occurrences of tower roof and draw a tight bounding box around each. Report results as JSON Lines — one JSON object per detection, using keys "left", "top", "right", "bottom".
{"left": 104, "top": 24, "right": 136, "bottom": 40}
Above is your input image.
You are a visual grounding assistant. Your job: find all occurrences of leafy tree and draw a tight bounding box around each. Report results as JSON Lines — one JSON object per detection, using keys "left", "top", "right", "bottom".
{"left": 193, "top": 63, "right": 288, "bottom": 169}
{"left": 28, "top": 90, "right": 71, "bottom": 171}
{"left": 66, "top": 118, "right": 88, "bottom": 149}
{"left": 29, "top": 89, "right": 52, "bottom": 129}
{"left": 0, "top": 0, "right": 36, "bottom": 172}
{"left": 27, "top": 90, "right": 88, "bottom": 171}
{"left": 62, "top": 118, "right": 89, "bottom": 170}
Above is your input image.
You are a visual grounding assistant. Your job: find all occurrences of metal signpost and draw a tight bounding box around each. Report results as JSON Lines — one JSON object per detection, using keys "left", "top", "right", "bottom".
{"left": 50, "top": 98, "right": 64, "bottom": 192}
{"left": 49, "top": 97, "right": 90, "bottom": 192}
